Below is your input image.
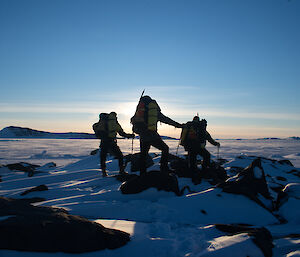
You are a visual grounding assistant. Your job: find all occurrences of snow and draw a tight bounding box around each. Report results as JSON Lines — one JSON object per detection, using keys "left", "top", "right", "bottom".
{"left": 0, "top": 138, "right": 300, "bottom": 256}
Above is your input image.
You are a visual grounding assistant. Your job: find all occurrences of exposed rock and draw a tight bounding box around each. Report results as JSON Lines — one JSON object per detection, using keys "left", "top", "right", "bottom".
{"left": 170, "top": 158, "right": 228, "bottom": 185}
{"left": 217, "top": 158, "right": 273, "bottom": 210}
{"left": 215, "top": 224, "right": 273, "bottom": 257}
{"left": 20, "top": 184, "right": 49, "bottom": 196}
{"left": 120, "top": 170, "right": 187, "bottom": 196}
{"left": 0, "top": 197, "right": 130, "bottom": 253}
{"left": 275, "top": 183, "right": 300, "bottom": 210}
{"left": 38, "top": 162, "right": 56, "bottom": 169}
{"left": 90, "top": 149, "right": 99, "bottom": 155}
{"left": 287, "top": 169, "right": 300, "bottom": 178}
{"left": 276, "top": 176, "right": 287, "bottom": 181}
{"left": 5, "top": 162, "right": 40, "bottom": 177}
{"left": 114, "top": 173, "right": 139, "bottom": 183}
{"left": 124, "top": 152, "right": 154, "bottom": 172}
{"left": 278, "top": 159, "right": 294, "bottom": 166}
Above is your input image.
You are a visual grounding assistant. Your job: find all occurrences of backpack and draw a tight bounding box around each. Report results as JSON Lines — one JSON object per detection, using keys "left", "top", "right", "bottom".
{"left": 93, "top": 113, "right": 109, "bottom": 139}
{"left": 180, "top": 119, "right": 207, "bottom": 147}
{"left": 131, "top": 96, "right": 159, "bottom": 133}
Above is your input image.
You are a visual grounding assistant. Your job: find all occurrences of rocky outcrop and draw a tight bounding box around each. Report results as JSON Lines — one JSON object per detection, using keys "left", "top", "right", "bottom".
{"left": 120, "top": 170, "right": 187, "bottom": 196}
{"left": 215, "top": 224, "right": 273, "bottom": 257}
{"left": 170, "top": 158, "right": 228, "bottom": 185}
{"left": 124, "top": 153, "right": 155, "bottom": 172}
{"left": 20, "top": 184, "right": 49, "bottom": 196}
{"left": 217, "top": 158, "right": 273, "bottom": 210}
{"left": 275, "top": 183, "right": 300, "bottom": 210}
{"left": 0, "top": 197, "right": 130, "bottom": 253}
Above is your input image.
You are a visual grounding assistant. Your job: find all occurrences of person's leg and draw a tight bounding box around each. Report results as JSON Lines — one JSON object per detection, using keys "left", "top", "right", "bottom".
{"left": 110, "top": 141, "right": 125, "bottom": 174}
{"left": 199, "top": 148, "right": 211, "bottom": 169}
{"left": 140, "top": 140, "right": 151, "bottom": 175}
{"left": 100, "top": 141, "right": 109, "bottom": 177}
{"left": 151, "top": 138, "right": 169, "bottom": 172}
{"left": 188, "top": 150, "right": 197, "bottom": 171}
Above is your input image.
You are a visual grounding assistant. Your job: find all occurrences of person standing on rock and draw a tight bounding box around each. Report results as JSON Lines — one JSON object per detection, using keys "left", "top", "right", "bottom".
{"left": 93, "top": 112, "right": 134, "bottom": 177}
{"left": 131, "top": 95, "right": 183, "bottom": 175}
{"left": 180, "top": 116, "right": 220, "bottom": 172}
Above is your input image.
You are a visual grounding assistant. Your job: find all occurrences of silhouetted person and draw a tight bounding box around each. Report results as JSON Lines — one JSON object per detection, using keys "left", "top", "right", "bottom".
{"left": 180, "top": 116, "right": 220, "bottom": 172}
{"left": 131, "top": 96, "right": 182, "bottom": 175}
{"left": 93, "top": 112, "right": 134, "bottom": 177}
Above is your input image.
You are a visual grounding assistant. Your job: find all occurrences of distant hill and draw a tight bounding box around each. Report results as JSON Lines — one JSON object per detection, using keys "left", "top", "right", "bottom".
{"left": 289, "top": 136, "right": 300, "bottom": 140}
{"left": 0, "top": 126, "right": 179, "bottom": 140}
{"left": 0, "top": 126, "right": 96, "bottom": 139}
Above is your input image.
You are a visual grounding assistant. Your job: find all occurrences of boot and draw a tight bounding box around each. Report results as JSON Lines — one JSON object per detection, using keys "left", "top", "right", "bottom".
{"left": 119, "top": 166, "right": 128, "bottom": 175}
{"left": 160, "top": 163, "right": 170, "bottom": 173}
{"left": 102, "top": 170, "right": 108, "bottom": 177}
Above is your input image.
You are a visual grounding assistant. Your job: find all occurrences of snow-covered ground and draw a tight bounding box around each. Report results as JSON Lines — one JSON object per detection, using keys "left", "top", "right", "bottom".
{"left": 1, "top": 138, "right": 300, "bottom": 168}
{"left": 0, "top": 138, "right": 300, "bottom": 257}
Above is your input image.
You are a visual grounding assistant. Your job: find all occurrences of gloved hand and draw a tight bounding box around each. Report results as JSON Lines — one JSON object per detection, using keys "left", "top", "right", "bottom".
{"left": 216, "top": 142, "right": 220, "bottom": 147}
{"left": 127, "top": 133, "right": 135, "bottom": 139}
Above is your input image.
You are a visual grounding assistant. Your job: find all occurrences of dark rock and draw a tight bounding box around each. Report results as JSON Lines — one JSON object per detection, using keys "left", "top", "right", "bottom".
{"left": 275, "top": 183, "right": 300, "bottom": 210}
{"left": 287, "top": 169, "right": 300, "bottom": 178}
{"left": 217, "top": 158, "right": 273, "bottom": 210}
{"left": 199, "top": 165, "right": 228, "bottom": 185}
{"left": 120, "top": 170, "right": 186, "bottom": 196}
{"left": 124, "top": 153, "right": 154, "bottom": 172}
{"left": 20, "top": 184, "right": 49, "bottom": 196}
{"left": 39, "top": 162, "right": 56, "bottom": 169}
{"left": 170, "top": 158, "right": 192, "bottom": 178}
{"left": 215, "top": 224, "right": 273, "bottom": 257}
{"left": 90, "top": 149, "right": 99, "bottom": 155}
{"left": 5, "top": 162, "right": 40, "bottom": 177}
{"left": 278, "top": 160, "right": 294, "bottom": 166}
{"left": 114, "top": 173, "right": 139, "bottom": 183}
{"left": 0, "top": 197, "right": 130, "bottom": 253}
{"left": 170, "top": 158, "right": 228, "bottom": 185}
{"left": 6, "top": 162, "right": 40, "bottom": 172}
{"left": 276, "top": 176, "right": 287, "bottom": 181}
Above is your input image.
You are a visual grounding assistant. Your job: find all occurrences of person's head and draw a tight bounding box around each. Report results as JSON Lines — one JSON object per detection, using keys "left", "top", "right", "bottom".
{"left": 193, "top": 116, "right": 200, "bottom": 122}
{"left": 140, "top": 95, "right": 152, "bottom": 104}
{"left": 99, "top": 113, "right": 108, "bottom": 120}
{"left": 109, "top": 112, "right": 117, "bottom": 119}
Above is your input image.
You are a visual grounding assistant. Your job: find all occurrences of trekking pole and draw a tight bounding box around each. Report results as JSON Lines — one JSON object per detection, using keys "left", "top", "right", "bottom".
{"left": 131, "top": 135, "right": 134, "bottom": 155}
{"left": 176, "top": 141, "right": 180, "bottom": 156}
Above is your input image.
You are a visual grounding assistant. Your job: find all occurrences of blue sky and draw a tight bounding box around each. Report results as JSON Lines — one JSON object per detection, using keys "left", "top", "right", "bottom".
{"left": 0, "top": 0, "right": 299, "bottom": 138}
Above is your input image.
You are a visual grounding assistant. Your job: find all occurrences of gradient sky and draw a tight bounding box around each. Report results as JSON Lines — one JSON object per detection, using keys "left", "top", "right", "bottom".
{"left": 0, "top": 0, "right": 299, "bottom": 138}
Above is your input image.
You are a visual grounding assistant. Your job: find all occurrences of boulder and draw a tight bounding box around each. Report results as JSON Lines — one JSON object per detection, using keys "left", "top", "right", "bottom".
{"left": 217, "top": 158, "right": 273, "bottom": 210}
{"left": 0, "top": 197, "right": 130, "bottom": 253}
{"left": 124, "top": 152, "right": 154, "bottom": 172}
{"left": 170, "top": 158, "right": 228, "bottom": 185}
{"left": 5, "top": 162, "right": 40, "bottom": 177}
{"left": 90, "top": 149, "right": 99, "bottom": 155}
{"left": 275, "top": 183, "right": 300, "bottom": 210}
{"left": 120, "top": 170, "right": 184, "bottom": 196}
{"left": 215, "top": 224, "right": 273, "bottom": 257}
{"left": 20, "top": 184, "right": 49, "bottom": 196}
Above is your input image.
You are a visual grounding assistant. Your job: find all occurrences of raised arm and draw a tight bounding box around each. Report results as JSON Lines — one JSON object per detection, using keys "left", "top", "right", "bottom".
{"left": 158, "top": 112, "right": 182, "bottom": 128}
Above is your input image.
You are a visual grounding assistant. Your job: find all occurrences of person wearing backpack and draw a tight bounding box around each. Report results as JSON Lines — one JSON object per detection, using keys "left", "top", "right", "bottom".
{"left": 131, "top": 95, "right": 183, "bottom": 175}
{"left": 180, "top": 116, "right": 220, "bottom": 172}
{"left": 93, "top": 112, "right": 135, "bottom": 177}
